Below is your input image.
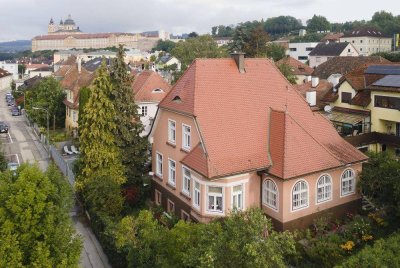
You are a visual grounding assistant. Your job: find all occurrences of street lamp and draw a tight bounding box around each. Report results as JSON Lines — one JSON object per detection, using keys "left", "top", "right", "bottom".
{"left": 32, "top": 106, "right": 50, "bottom": 158}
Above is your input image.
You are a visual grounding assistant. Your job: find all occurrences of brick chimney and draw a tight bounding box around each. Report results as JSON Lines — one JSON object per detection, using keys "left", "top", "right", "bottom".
{"left": 230, "top": 52, "right": 246, "bottom": 73}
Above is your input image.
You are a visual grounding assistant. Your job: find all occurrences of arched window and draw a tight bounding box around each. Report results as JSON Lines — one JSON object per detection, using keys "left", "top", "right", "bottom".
{"left": 316, "top": 174, "right": 332, "bottom": 203}
{"left": 341, "top": 169, "right": 355, "bottom": 196}
{"left": 292, "top": 180, "right": 308, "bottom": 211}
{"left": 263, "top": 180, "right": 278, "bottom": 210}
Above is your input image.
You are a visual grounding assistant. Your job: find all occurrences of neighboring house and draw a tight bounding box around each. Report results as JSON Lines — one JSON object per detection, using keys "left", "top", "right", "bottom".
{"left": 308, "top": 42, "right": 359, "bottom": 68}
{"left": 29, "top": 66, "right": 53, "bottom": 78}
{"left": 0, "top": 68, "right": 12, "bottom": 90}
{"left": 214, "top": 37, "right": 233, "bottom": 47}
{"left": 157, "top": 55, "right": 181, "bottom": 71}
{"left": 277, "top": 56, "right": 314, "bottom": 84}
{"left": 17, "top": 75, "right": 43, "bottom": 91}
{"left": 321, "top": 32, "right": 344, "bottom": 43}
{"left": 149, "top": 53, "right": 367, "bottom": 230}
{"left": 340, "top": 28, "right": 392, "bottom": 56}
{"left": 132, "top": 70, "right": 171, "bottom": 136}
{"left": 312, "top": 56, "right": 391, "bottom": 84}
{"left": 294, "top": 77, "right": 333, "bottom": 110}
{"left": 287, "top": 42, "right": 319, "bottom": 63}
{"left": 321, "top": 64, "right": 400, "bottom": 154}
{"left": 55, "top": 57, "right": 95, "bottom": 135}
{"left": 0, "top": 61, "right": 18, "bottom": 80}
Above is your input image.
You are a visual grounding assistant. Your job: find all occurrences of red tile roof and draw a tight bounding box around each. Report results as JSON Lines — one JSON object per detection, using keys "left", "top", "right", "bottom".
{"left": 294, "top": 80, "right": 333, "bottom": 108}
{"left": 0, "top": 68, "right": 11, "bottom": 79}
{"left": 55, "top": 64, "right": 94, "bottom": 108}
{"left": 159, "top": 58, "right": 367, "bottom": 179}
{"left": 132, "top": 70, "right": 171, "bottom": 103}
{"left": 277, "top": 56, "right": 314, "bottom": 76}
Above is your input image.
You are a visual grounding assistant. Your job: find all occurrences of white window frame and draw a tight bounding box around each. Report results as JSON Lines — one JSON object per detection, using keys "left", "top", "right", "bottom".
{"left": 193, "top": 180, "right": 201, "bottom": 209}
{"left": 262, "top": 179, "right": 278, "bottom": 211}
{"left": 182, "top": 166, "right": 191, "bottom": 196}
{"left": 207, "top": 186, "right": 224, "bottom": 214}
{"left": 155, "top": 190, "right": 162, "bottom": 205}
{"left": 168, "top": 159, "right": 176, "bottom": 186}
{"left": 181, "top": 210, "right": 190, "bottom": 221}
{"left": 156, "top": 152, "right": 163, "bottom": 178}
{"left": 167, "top": 199, "right": 175, "bottom": 214}
{"left": 182, "top": 124, "right": 191, "bottom": 151}
{"left": 316, "top": 174, "right": 332, "bottom": 204}
{"left": 341, "top": 169, "right": 355, "bottom": 197}
{"left": 231, "top": 184, "right": 244, "bottom": 211}
{"left": 291, "top": 180, "right": 309, "bottom": 211}
{"left": 168, "top": 119, "right": 176, "bottom": 144}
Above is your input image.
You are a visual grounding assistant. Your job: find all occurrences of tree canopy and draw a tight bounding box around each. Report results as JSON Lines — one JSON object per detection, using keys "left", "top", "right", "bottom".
{"left": 359, "top": 152, "right": 400, "bottom": 216}
{"left": 25, "top": 76, "right": 66, "bottom": 129}
{"left": 0, "top": 164, "right": 81, "bottom": 267}
{"left": 77, "top": 60, "right": 125, "bottom": 216}
{"left": 115, "top": 208, "right": 297, "bottom": 268}
{"left": 307, "top": 15, "right": 331, "bottom": 32}
{"left": 152, "top": 40, "right": 176, "bottom": 53}
{"left": 264, "top": 16, "right": 303, "bottom": 35}
{"left": 110, "top": 46, "right": 149, "bottom": 191}
{"left": 171, "top": 35, "right": 228, "bottom": 70}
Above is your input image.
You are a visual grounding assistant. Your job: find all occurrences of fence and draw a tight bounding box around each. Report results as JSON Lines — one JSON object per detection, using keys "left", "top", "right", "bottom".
{"left": 25, "top": 113, "right": 76, "bottom": 186}
{"left": 50, "top": 145, "right": 76, "bottom": 185}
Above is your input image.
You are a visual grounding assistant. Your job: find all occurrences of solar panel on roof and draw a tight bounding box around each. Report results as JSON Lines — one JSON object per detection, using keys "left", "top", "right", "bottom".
{"left": 365, "top": 65, "right": 400, "bottom": 75}
{"left": 372, "top": 75, "right": 400, "bottom": 87}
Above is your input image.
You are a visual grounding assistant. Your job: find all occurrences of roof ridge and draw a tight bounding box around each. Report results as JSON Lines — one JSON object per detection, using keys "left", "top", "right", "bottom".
{"left": 286, "top": 112, "right": 344, "bottom": 165}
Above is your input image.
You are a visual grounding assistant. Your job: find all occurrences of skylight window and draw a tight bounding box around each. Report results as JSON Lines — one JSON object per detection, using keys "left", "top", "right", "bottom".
{"left": 152, "top": 88, "right": 164, "bottom": 93}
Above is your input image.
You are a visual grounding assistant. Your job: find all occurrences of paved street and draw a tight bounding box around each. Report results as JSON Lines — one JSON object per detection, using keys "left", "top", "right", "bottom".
{"left": 0, "top": 88, "right": 111, "bottom": 268}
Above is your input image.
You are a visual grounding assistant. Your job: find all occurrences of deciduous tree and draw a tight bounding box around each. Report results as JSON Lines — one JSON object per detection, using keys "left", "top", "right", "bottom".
{"left": 0, "top": 164, "right": 81, "bottom": 267}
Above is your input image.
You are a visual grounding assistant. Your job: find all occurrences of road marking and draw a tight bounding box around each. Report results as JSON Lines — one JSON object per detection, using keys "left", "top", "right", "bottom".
{"left": 7, "top": 132, "right": 13, "bottom": 144}
{"left": 15, "top": 154, "right": 20, "bottom": 165}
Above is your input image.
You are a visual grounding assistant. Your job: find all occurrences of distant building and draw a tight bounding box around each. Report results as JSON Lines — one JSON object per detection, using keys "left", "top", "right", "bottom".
{"left": 308, "top": 42, "right": 359, "bottom": 68}
{"left": 29, "top": 66, "right": 53, "bottom": 78}
{"left": 321, "top": 64, "right": 400, "bottom": 154}
{"left": 0, "top": 61, "right": 18, "bottom": 80}
{"left": 48, "top": 15, "right": 82, "bottom": 35}
{"left": 340, "top": 28, "right": 392, "bottom": 56}
{"left": 214, "top": 37, "right": 232, "bottom": 47}
{"left": 287, "top": 42, "right": 319, "bottom": 63}
{"left": 131, "top": 70, "right": 172, "bottom": 136}
{"left": 321, "top": 32, "right": 344, "bottom": 43}
{"left": 276, "top": 56, "right": 314, "bottom": 85}
{"left": 0, "top": 68, "right": 12, "bottom": 90}
{"left": 157, "top": 54, "right": 181, "bottom": 71}
{"left": 32, "top": 15, "right": 161, "bottom": 52}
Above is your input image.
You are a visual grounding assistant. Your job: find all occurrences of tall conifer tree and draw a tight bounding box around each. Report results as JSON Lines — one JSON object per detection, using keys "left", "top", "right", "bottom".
{"left": 110, "top": 45, "right": 149, "bottom": 187}
{"left": 77, "top": 60, "right": 125, "bottom": 214}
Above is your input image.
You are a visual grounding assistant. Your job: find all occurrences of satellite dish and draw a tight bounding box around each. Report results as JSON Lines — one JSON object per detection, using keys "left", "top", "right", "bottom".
{"left": 324, "top": 105, "right": 332, "bottom": 113}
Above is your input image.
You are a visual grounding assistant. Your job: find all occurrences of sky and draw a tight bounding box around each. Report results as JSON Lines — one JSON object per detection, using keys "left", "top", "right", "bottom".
{"left": 0, "top": 0, "right": 399, "bottom": 41}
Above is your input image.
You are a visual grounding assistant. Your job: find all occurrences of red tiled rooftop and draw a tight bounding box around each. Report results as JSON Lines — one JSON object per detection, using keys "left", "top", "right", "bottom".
{"left": 159, "top": 58, "right": 367, "bottom": 179}
{"left": 277, "top": 56, "right": 314, "bottom": 76}
{"left": 132, "top": 70, "right": 171, "bottom": 103}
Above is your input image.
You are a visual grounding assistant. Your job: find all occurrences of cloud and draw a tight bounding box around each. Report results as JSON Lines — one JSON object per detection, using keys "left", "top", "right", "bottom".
{"left": 0, "top": 0, "right": 399, "bottom": 41}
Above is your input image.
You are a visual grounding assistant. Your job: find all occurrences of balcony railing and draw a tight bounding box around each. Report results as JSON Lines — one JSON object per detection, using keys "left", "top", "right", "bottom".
{"left": 344, "top": 132, "right": 400, "bottom": 147}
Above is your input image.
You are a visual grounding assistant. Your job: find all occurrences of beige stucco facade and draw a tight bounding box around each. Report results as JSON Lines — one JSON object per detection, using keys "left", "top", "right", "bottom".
{"left": 151, "top": 108, "right": 363, "bottom": 228}
{"left": 0, "top": 75, "right": 12, "bottom": 90}
{"left": 340, "top": 36, "right": 392, "bottom": 56}
{"left": 262, "top": 163, "right": 362, "bottom": 225}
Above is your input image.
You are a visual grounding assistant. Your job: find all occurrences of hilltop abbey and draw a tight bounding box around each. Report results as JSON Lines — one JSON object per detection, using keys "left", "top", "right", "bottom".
{"left": 32, "top": 14, "right": 162, "bottom": 52}
{"left": 47, "top": 14, "right": 82, "bottom": 35}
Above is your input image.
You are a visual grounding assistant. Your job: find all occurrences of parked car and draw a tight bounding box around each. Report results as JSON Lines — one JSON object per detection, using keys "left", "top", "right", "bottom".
{"left": 11, "top": 107, "right": 21, "bottom": 116}
{"left": 7, "top": 162, "right": 18, "bottom": 171}
{"left": 5, "top": 92, "right": 12, "bottom": 100}
{"left": 0, "top": 121, "right": 8, "bottom": 133}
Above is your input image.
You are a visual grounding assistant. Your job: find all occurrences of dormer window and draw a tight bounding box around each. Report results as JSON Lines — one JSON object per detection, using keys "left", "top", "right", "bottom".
{"left": 152, "top": 88, "right": 164, "bottom": 93}
{"left": 172, "top": 96, "right": 182, "bottom": 103}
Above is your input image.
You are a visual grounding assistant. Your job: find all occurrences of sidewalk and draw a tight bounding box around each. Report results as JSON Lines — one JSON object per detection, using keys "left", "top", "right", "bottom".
{"left": 25, "top": 115, "right": 111, "bottom": 268}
